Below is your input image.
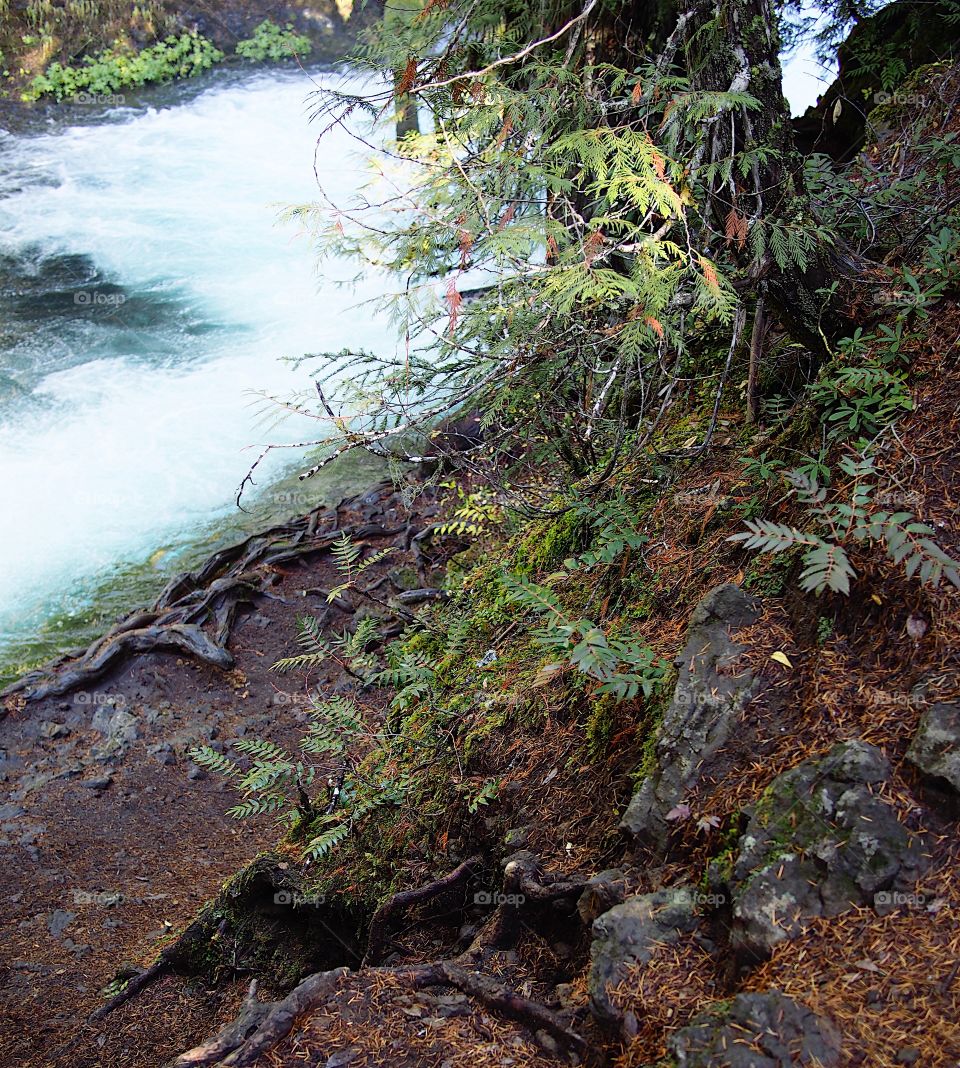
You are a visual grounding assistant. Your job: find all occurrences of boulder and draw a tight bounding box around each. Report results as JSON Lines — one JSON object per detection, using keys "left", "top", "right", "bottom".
{"left": 724, "top": 741, "right": 924, "bottom": 960}
{"left": 906, "top": 702, "right": 960, "bottom": 796}
{"left": 620, "top": 585, "right": 761, "bottom": 851}
{"left": 668, "top": 990, "right": 841, "bottom": 1067}
{"left": 577, "top": 868, "right": 627, "bottom": 926}
{"left": 588, "top": 886, "right": 700, "bottom": 1029}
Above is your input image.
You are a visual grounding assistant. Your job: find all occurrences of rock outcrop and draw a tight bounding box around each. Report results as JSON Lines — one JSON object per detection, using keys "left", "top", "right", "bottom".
{"left": 667, "top": 990, "right": 841, "bottom": 1067}
{"left": 719, "top": 741, "right": 924, "bottom": 960}
{"left": 620, "top": 584, "right": 761, "bottom": 852}
{"left": 906, "top": 701, "right": 960, "bottom": 797}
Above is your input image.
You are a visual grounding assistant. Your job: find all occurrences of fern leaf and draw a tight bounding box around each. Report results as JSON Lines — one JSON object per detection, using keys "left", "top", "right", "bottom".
{"left": 799, "top": 542, "right": 855, "bottom": 595}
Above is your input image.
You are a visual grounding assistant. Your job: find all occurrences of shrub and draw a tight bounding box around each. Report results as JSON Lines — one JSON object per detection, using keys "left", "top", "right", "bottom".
{"left": 235, "top": 20, "right": 312, "bottom": 62}
{"left": 24, "top": 31, "right": 223, "bottom": 100}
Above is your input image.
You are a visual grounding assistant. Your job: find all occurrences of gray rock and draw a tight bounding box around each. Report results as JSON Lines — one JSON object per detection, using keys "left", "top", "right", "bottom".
{"left": 147, "top": 741, "right": 176, "bottom": 766}
{"left": 83, "top": 772, "right": 114, "bottom": 792}
{"left": 588, "top": 886, "right": 700, "bottom": 1029}
{"left": 91, "top": 706, "right": 139, "bottom": 759}
{"left": 503, "top": 826, "right": 531, "bottom": 849}
{"left": 668, "top": 991, "right": 841, "bottom": 1067}
{"left": 47, "top": 910, "right": 76, "bottom": 939}
{"left": 906, "top": 702, "right": 960, "bottom": 795}
{"left": 724, "top": 741, "right": 924, "bottom": 960}
{"left": 620, "top": 584, "right": 761, "bottom": 852}
{"left": 39, "top": 721, "right": 70, "bottom": 739}
{"left": 577, "top": 869, "right": 626, "bottom": 925}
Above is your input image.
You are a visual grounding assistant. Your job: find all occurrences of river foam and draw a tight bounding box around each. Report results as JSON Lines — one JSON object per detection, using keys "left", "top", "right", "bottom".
{"left": 0, "top": 68, "right": 394, "bottom": 655}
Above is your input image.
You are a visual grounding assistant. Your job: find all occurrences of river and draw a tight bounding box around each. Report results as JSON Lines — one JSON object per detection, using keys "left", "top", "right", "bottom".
{"left": 0, "top": 66, "right": 394, "bottom": 683}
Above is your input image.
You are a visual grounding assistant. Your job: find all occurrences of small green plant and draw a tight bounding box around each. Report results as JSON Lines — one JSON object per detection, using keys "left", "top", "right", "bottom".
{"left": 502, "top": 572, "right": 668, "bottom": 700}
{"left": 435, "top": 482, "right": 503, "bottom": 538}
{"left": 730, "top": 455, "right": 960, "bottom": 595}
{"left": 273, "top": 613, "right": 381, "bottom": 682}
{"left": 809, "top": 363, "right": 913, "bottom": 443}
{"left": 191, "top": 695, "right": 412, "bottom": 859}
{"left": 327, "top": 532, "right": 395, "bottom": 603}
{"left": 561, "top": 494, "right": 649, "bottom": 571}
{"left": 740, "top": 451, "right": 785, "bottom": 482}
{"left": 24, "top": 30, "right": 223, "bottom": 100}
{"left": 465, "top": 777, "right": 501, "bottom": 813}
{"left": 235, "top": 20, "right": 312, "bottom": 62}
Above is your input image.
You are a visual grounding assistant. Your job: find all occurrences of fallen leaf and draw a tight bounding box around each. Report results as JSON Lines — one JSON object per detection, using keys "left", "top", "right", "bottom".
{"left": 770, "top": 651, "right": 793, "bottom": 668}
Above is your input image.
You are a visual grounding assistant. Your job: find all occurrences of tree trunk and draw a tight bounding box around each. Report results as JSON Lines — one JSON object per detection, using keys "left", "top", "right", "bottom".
{"left": 681, "top": 0, "right": 851, "bottom": 357}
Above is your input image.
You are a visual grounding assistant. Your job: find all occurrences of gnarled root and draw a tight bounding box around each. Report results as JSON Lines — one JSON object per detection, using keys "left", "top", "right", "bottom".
{"left": 171, "top": 959, "right": 584, "bottom": 1067}
{"left": 476, "top": 850, "right": 589, "bottom": 951}
{"left": 363, "top": 854, "right": 483, "bottom": 965}
{"left": 1, "top": 481, "right": 412, "bottom": 706}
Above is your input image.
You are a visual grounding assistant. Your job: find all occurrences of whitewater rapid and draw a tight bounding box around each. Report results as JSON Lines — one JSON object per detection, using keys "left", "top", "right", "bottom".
{"left": 0, "top": 68, "right": 393, "bottom": 659}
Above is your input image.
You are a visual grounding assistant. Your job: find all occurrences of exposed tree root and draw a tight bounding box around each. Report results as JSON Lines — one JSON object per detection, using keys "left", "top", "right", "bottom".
{"left": 1, "top": 482, "right": 411, "bottom": 706}
{"left": 167, "top": 980, "right": 273, "bottom": 1067}
{"left": 12, "top": 624, "right": 234, "bottom": 703}
{"left": 479, "top": 850, "right": 589, "bottom": 950}
{"left": 170, "top": 968, "right": 351, "bottom": 1068}
{"left": 363, "top": 854, "right": 483, "bottom": 965}
{"left": 171, "top": 959, "right": 585, "bottom": 1067}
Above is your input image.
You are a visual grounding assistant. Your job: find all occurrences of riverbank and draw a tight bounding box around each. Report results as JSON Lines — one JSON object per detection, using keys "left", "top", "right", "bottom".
{"left": 0, "top": 63, "right": 399, "bottom": 685}
{"left": 0, "top": 0, "right": 369, "bottom": 102}
{"left": 0, "top": 468, "right": 459, "bottom": 1066}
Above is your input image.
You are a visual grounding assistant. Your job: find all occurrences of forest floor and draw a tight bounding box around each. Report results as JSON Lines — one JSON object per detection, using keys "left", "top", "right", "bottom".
{"left": 0, "top": 478, "right": 464, "bottom": 1067}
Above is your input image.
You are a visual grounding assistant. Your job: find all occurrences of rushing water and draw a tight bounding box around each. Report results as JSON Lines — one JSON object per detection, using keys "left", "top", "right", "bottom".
{"left": 0, "top": 67, "right": 395, "bottom": 680}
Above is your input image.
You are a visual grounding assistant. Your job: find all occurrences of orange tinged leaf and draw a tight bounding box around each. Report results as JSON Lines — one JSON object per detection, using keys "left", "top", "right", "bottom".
{"left": 396, "top": 56, "right": 417, "bottom": 98}
{"left": 458, "top": 227, "right": 474, "bottom": 268}
{"left": 631, "top": 80, "right": 643, "bottom": 104}
{"left": 416, "top": 0, "right": 450, "bottom": 21}
{"left": 700, "top": 256, "right": 720, "bottom": 293}
{"left": 497, "top": 202, "right": 516, "bottom": 231}
{"left": 445, "top": 277, "right": 463, "bottom": 334}
{"left": 724, "top": 208, "right": 748, "bottom": 249}
{"left": 583, "top": 229, "right": 604, "bottom": 268}
{"left": 645, "top": 315, "right": 664, "bottom": 338}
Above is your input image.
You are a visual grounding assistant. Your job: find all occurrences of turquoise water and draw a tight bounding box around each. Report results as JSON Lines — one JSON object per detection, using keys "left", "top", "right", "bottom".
{"left": 0, "top": 67, "right": 395, "bottom": 682}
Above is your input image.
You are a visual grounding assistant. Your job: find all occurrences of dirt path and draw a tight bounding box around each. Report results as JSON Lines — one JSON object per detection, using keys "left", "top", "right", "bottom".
{"left": 0, "top": 478, "right": 447, "bottom": 1067}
